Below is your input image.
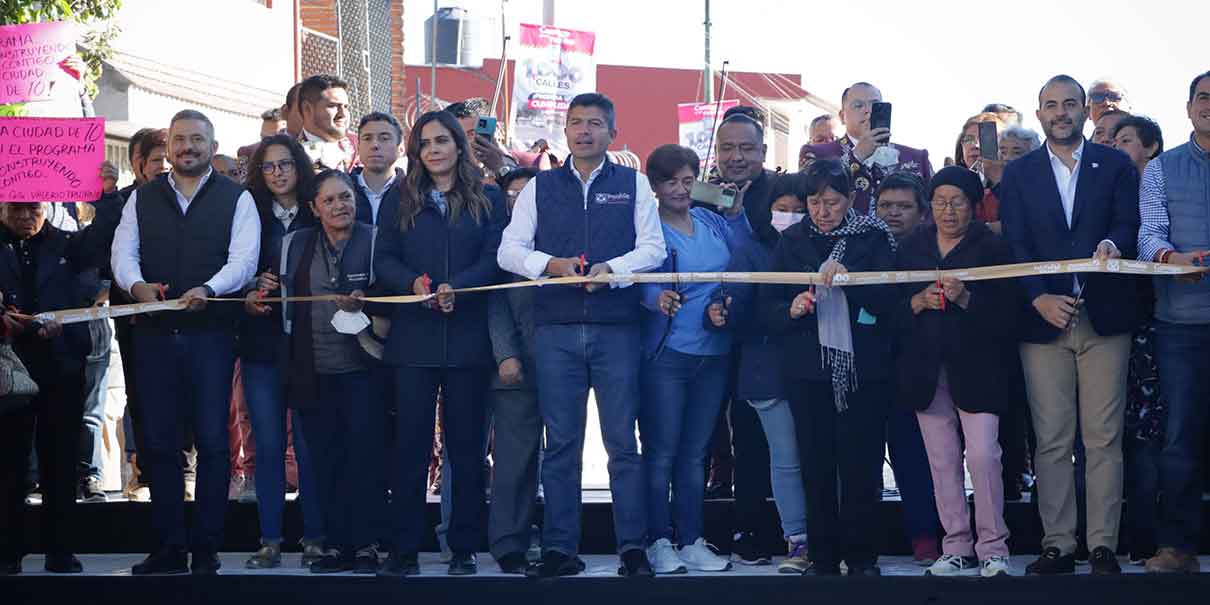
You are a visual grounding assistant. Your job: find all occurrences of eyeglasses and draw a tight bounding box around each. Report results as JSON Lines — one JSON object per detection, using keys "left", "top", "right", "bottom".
{"left": 959, "top": 135, "right": 978, "bottom": 146}
{"left": 1089, "top": 91, "right": 1123, "bottom": 104}
{"left": 260, "top": 159, "right": 296, "bottom": 175}
{"left": 931, "top": 199, "right": 970, "bottom": 211}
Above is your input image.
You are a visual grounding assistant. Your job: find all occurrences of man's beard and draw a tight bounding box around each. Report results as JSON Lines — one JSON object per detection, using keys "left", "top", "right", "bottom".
{"left": 173, "top": 154, "right": 211, "bottom": 177}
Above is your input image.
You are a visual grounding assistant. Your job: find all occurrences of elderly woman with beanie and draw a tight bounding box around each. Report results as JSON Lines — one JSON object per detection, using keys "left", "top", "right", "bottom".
{"left": 894, "top": 166, "right": 1017, "bottom": 578}
{"left": 758, "top": 157, "right": 899, "bottom": 576}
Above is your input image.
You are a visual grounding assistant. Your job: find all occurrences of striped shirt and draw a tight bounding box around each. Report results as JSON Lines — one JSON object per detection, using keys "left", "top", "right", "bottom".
{"left": 1138, "top": 137, "right": 1208, "bottom": 263}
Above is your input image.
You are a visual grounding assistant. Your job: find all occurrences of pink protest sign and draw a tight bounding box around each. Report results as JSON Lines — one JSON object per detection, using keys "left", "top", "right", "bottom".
{"left": 0, "top": 117, "right": 105, "bottom": 202}
{"left": 0, "top": 21, "right": 78, "bottom": 105}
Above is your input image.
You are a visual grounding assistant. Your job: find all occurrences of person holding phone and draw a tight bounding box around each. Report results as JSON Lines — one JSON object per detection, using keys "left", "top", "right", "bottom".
{"left": 637, "top": 144, "right": 751, "bottom": 574}
{"left": 446, "top": 98, "right": 519, "bottom": 183}
{"left": 799, "top": 82, "right": 933, "bottom": 215}
{"left": 954, "top": 113, "right": 1010, "bottom": 231}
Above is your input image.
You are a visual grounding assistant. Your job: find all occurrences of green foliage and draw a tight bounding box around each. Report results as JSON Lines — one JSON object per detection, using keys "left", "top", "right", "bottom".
{"left": 0, "top": 0, "right": 123, "bottom": 103}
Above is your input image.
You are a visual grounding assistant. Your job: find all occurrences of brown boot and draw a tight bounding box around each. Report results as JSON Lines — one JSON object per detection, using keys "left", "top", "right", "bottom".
{"left": 1144, "top": 547, "right": 1200, "bottom": 574}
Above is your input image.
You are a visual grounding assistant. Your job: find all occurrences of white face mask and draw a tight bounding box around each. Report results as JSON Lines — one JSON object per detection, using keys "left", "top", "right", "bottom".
{"left": 771, "top": 210, "right": 806, "bottom": 232}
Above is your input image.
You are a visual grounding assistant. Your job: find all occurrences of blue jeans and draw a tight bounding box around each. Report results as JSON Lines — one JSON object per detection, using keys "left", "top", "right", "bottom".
{"left": 887, "top": 403, "right": 941, "bottom": 541}
{"left": 1153, "top": 320, "right": 1210, "bottom": 550}
{"left": 134, "top": 329, "right": 235, "bottom": 551}
{"left": 640, "top": 349, "right": 727, "bottom": 545}
{"left": 534, "top": 323, "right": 646, "bottom": 555}
{"left": 297, "top": 371, "right": 384, "bottom": 553}
{"left": 78, "top": 318, "right": 113, "bottom": 481}
{"left": 748, "top": 398, "right": 808, "bottom": 539}
{"left": 241, "top": 360, "right": 324, "bottom": 544}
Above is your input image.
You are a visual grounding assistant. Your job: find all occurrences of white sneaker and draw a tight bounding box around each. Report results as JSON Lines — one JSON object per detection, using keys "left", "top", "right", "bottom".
{"left": 981, "top": 555, "right": 1011, "bottom": 577}
{"left": 646, "top": 538, "right": 687, "bottom": 574}
{"left": 679, "top": 538, "right": 732, "bottom": 572}
{"left": 925, "top": 554, "right": 979, "bottom": 576}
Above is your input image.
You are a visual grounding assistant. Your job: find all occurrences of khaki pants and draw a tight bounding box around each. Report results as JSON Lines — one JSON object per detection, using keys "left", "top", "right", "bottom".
{"left": 1019, "top": 307, "right": 1130, "bottom": 554}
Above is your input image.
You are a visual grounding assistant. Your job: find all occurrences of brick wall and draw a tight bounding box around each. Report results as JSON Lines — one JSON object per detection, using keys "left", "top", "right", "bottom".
{"left": 390, "top": 0, "right": 406, "bottom": 122}
{"left": 301, "top": 0, "right": 339, "bottom": 38}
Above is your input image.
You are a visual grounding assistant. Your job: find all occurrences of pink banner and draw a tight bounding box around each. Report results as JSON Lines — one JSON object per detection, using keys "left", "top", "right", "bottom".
{"left": 509, "top": 24, "right": 597, "bottom": 156}
{"left": 0, "top": 21, "right": 78, "bottom": 106}
{"left": 0, "top": 117, "right": 105, "bottom": 202}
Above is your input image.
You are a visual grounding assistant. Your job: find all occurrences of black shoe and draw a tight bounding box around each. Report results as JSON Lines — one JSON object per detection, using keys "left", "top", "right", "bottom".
{"left": 80, "top": 477, "right": 107, "bottom": 503}
{"left": 1090, "top": 547, "right": 1121, "bottom": 575}
{"left": 44, "top": 554, "right": 82, "bottom": 573}
{"left": 190, "top": 550, "right": 220, "bottom": 575}
{"left": 801, "top": 561, "right": 841, "bottom": 576}
{"left": 310, "top": 552, "right": 355, "bottom": 574}
{"left": 525, "top": 551, "right": 585, "bottom": 578}
{"left": 496, "top": 551, "right": 528, "bottom": 574}
{"left": 1025, "top": 547, "right": 1075, "bottom": 575}
{"left": 705, "top": 481, "right": 733, "bottom": 500}
{"left": 618, "top": 549, "right": 654, "bottom": 578}
{"left": 848, "top": 565, "right": 881, "bottom": 577}
{"left": 353, "top": 548, "right": 379, "bottom": 574}
{"left": 132, "top": 547, "right": 188, "bottom": 575}
{"left": 730, "top": 532, "right": 773, "bottom": 565}
{"left": 377, "top": 552, "right": 419, "bottom": 577}
{"left": 0, "top": 556, "right": 21, "bottom": 575}
{"left": 448, "top": 552, "right": 477, "bottom": 576}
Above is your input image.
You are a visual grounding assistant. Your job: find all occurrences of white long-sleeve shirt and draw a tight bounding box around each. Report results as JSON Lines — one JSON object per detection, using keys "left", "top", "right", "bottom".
{"left": 497, "top": 159, "right": 666, "bottom": 286}
{"left": 111, "top": 168, "right": 261, "bottom": 296}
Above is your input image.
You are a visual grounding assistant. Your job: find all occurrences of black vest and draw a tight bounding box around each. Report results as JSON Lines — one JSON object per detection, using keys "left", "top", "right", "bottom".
{"left": 135, "top": 172, "right": 241, "bottom": 332}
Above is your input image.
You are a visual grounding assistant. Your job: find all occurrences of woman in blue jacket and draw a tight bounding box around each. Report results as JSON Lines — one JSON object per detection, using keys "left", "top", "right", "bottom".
{"left": 639, "top": 144, "right": 750, "bottom": 574}
{"left": 374, "top": 111, "right": 507, "bottom": 577}
{"left": 711, "top": 173, "right": 812, "bottom": 573}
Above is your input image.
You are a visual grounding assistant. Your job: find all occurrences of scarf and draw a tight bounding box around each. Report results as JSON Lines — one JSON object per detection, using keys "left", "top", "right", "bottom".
{"left": 806, "top": 209, "right": 897, "bottom": 411}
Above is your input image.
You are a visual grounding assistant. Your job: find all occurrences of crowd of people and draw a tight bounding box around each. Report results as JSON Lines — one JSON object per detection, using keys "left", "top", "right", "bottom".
{"left": 0, "top": 68, "right": 1208, "bottom": 581}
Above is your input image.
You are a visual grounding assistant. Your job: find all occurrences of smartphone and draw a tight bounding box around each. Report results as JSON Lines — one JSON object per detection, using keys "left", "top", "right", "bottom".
{"left": 869, "top": 102, "right": 892, "bottom": 131}
{"left": 690, "top": 181, "right": 735, "bottom": 209}
{"left": 475, "top": 116, "right": 497, "bottom": 138}
{"left": 978, "top": 121, "right": 999, "bottom": 162}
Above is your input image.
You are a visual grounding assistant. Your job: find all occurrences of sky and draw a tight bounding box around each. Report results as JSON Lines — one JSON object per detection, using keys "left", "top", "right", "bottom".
{"left": 405, "top": 0, "right": 1209, "bottom": 163}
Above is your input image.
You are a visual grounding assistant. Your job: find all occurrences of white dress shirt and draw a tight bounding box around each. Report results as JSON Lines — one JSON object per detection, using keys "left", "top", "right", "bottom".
{"left": 111, "top": 168, "right": 261, "bottom": 297}
{"left": 272, "top": 201, "right": 298, "bottom": 231}
{"left": 301, "top": 128, "right": 355, "bottom": 171}
{"left": 356, "top": 170, "right": 397, "bottom": 226}
{"left": 1046, "top": 140, "right": 1084, "bottom": 228}
{"left": 497, "top": 158, "right": 666, "bottom": 287}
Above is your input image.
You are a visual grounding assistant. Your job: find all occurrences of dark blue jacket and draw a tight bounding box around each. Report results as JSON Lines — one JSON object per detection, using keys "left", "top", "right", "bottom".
{"left": 716, "top": 230, "right": 783, "bottom": 401}
{"left": 532, "top": 158, "right": 639, "bottom": 325}
{"left": 373, "top": 185, "right": 507, "bottom": 367}
{"left": 350, "top": 167, "right": 404, "bottom": 227}
{"left": 238, "top": 202, "right": 316, "bottom": 362}
{"left": 999, "top": 140, "right": 1141, "bottom": 343}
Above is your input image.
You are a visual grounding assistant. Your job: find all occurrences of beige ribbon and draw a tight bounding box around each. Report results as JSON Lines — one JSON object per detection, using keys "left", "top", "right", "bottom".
{"left": 26, "top": 257, "right": 1207, "bottom": 326}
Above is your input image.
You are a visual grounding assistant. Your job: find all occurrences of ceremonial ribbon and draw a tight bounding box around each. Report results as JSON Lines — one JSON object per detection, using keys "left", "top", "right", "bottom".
{"left": 21, "top": 257, "right": 1208, "bottom": 326}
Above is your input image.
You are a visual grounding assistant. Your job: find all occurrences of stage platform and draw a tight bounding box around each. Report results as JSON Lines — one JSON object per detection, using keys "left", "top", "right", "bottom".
{"left": 5, "top": 553, "right": 1209, "bottom": 605}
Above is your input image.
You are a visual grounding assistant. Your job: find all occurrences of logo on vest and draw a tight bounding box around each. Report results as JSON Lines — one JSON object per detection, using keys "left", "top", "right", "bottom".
{"left": 593, "top": 192, "right": 632, "bottom": 205}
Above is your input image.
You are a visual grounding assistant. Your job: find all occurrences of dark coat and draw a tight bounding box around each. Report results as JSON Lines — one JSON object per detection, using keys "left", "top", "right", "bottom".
{"left": 237, "top": 203, "right": 316, "bottom": 362}
{"left": 350, "top": 167, "right": 404, "bottom": 227}
{"left": 998, "top": 140, "right": 1141, "bottom": 343}
{"left": 758, "top": 220, "right": 899, "bottom": 384}
{"left": 799, "top": 139, "right": 934, "bottom": 215}
{"left": 373, "top": 186, "right": 507, "bottom": 368}
{"left": 715, "top": 230, "right": 782, "bottom": 401}
{"left": 893, "top": 222, "right": 1018, "bottom": 414}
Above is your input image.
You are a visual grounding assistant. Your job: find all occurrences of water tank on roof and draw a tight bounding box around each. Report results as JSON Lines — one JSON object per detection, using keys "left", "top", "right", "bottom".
{"left": 424, "top": 7, "right": 482, "bottom": 68}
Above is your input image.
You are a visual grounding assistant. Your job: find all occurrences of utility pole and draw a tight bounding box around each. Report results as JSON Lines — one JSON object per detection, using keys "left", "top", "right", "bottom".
{"left": 430, "top": 0, "right": 438, "bottom": 107}
{"left": 703, "top": 0, "right": 713, "bottom": 103}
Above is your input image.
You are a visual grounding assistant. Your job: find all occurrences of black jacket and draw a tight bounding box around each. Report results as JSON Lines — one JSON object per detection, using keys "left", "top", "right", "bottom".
{"left": 373, "top": 186, "right": 507, "bottom": 368}
{"left": 350, "top": 167, "right": 404, "bottom": 227}
{"left": 893, "top": 222, "right": 1017, "bottom": 414}
{"left": 0, "top": 223, "right": 112, "bottom": 373}
{"left": 758, "top": 220, "right": 898, "bottom": 384}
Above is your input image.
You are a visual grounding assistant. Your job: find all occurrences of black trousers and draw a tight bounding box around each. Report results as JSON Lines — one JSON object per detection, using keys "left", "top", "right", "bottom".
{"left": 0, "top": 363, "right": 86, "bottom": 560}
{"left": 789, "top": 378, "right": 888, "bottom": 570}
{"left": 392, "top": 366, "right": 489, "bottom": 555}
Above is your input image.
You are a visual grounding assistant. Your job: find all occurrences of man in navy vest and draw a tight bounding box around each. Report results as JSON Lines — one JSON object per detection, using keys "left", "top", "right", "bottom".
{"left": 112, "top": 109, "right": 261, "bottom": 575}
{"left": 498, "top": 93, "right": 665, "bottom": 578}
{"left": 1137, "top": 70, "right": 1210, "bottom": 574}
